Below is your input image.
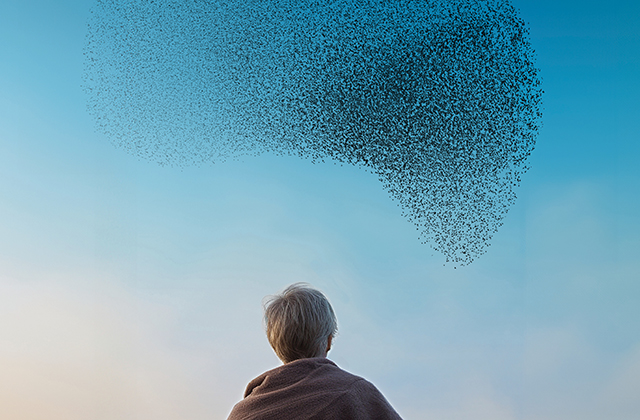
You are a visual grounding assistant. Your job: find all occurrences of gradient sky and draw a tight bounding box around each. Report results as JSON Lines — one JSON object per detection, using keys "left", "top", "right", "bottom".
{"left": 1, "top": 1, "right": 639, "bottom": 419}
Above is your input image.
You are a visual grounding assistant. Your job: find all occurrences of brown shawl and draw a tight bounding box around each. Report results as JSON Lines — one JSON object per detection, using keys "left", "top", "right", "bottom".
{"left": 227, "top": 357, "right": 402, "bottom": 420}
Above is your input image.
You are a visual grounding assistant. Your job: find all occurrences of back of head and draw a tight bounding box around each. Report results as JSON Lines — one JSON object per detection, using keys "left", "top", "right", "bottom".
{"left": 264, "top": 283, "right": 338, "bottom": 363}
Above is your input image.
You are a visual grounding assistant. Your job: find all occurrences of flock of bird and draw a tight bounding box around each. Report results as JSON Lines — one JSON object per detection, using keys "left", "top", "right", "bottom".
{"left": 84, "top": 0, "right": 543, "bottom": 265}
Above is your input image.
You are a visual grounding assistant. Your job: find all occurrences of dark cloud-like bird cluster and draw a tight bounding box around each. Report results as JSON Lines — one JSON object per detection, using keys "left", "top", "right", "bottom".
{"left": 84, "top": 0, "right": 542, "bottom": 265}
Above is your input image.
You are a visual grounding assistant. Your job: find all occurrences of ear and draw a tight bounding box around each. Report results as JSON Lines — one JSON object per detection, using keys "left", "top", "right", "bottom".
{"left": 326, "top": 335, "right": 333, "bottom": 353}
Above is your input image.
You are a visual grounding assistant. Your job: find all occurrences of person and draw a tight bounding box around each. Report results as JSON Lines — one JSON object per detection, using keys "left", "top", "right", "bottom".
{"left": 227, "top": 283, "right": 403, "bottom": 420}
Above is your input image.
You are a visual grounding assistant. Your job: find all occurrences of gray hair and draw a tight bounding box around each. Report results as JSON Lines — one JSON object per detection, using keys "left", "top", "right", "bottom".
{"left": 264, "top": 283, "right": 338, "bottom": 363}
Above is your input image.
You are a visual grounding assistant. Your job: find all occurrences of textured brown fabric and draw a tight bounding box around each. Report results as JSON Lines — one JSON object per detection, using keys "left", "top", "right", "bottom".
{"left": 227, "top": 358, "right": 402, "bottom": 420}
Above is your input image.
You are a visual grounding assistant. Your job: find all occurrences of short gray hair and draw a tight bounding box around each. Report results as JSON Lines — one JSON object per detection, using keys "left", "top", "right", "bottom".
{"left": 264, "top": 283, "right": 338, "bottom": 363}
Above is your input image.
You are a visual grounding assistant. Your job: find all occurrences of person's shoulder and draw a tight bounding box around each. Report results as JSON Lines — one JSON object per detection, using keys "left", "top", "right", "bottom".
{"left": 243, "top": 371, "right": 268, "bottom": 398}
{"left": 310, "top": 358, "right": 366, "bottom": 385}
{"left": 331, "top": 364, "right": 404, "bottom": 420}
{"left": 348, "top": 376, "right": 387, "bottom": 399}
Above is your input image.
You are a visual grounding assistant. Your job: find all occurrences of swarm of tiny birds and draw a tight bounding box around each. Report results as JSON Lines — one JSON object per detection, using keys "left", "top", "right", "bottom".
{"left": 84, "top": 0, "right": 543, "bottom": 265}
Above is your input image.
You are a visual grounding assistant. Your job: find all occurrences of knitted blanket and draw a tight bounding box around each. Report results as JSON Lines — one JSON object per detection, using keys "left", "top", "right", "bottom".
{"left": 227, "top": 357, "right": 402, "bottom": 419}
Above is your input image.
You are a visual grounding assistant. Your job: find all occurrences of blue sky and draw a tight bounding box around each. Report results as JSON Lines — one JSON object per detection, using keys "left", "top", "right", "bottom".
{"left": 1, "top": 0, "right": 639, "bottom": 419}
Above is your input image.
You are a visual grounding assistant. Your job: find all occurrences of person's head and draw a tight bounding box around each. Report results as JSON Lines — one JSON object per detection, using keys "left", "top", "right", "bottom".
{"left": 264, "top": 283, "right": 338, "bottom": 363}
